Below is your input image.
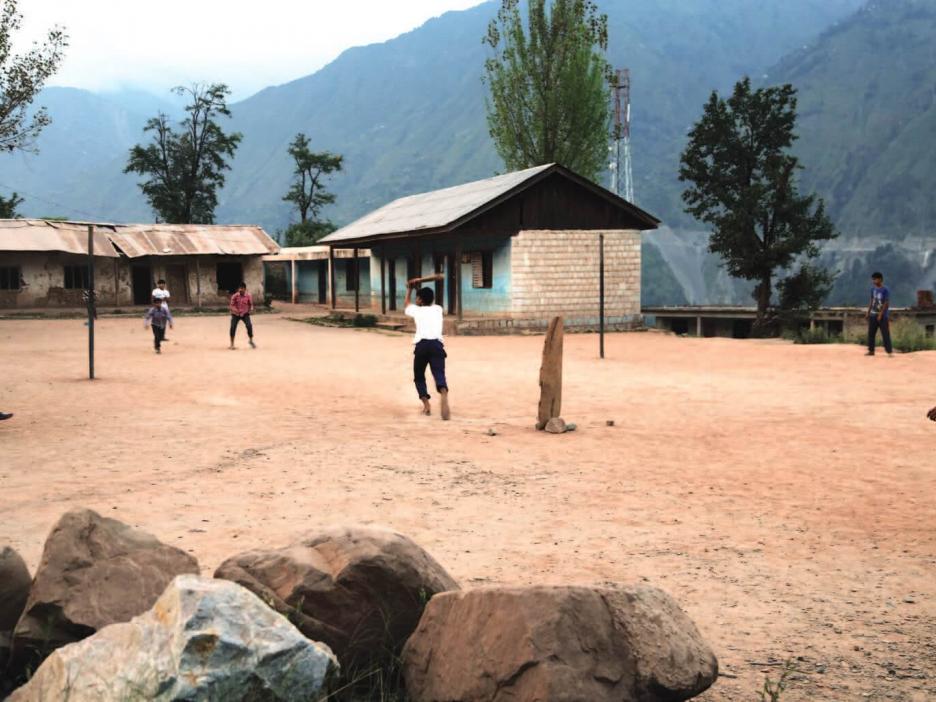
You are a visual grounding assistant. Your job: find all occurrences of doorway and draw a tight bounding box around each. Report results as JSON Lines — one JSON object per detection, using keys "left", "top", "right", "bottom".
{"left": 318, "top": 261, "right": 327, "bottom": 304}
{"left": 132, "top": 265, "right": 152, "bottom": 305}
{"left": 165, "top": 264, "right": 189, "bottom": 304}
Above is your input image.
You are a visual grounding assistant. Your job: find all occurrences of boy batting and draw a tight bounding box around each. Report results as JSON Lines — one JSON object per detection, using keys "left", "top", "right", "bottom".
{"left": 405, "top": 274, "right": 450, "bottom": 420}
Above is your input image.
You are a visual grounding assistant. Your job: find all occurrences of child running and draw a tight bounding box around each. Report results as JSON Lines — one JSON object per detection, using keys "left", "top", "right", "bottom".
{"left": 405, "top": 277, "right": 450, "bottom": 420}
{"left": 143, "top": 297, "right": 173, "bottom": 354}
{"left": 229, "top": 282, "right": 256, "bottom": 349}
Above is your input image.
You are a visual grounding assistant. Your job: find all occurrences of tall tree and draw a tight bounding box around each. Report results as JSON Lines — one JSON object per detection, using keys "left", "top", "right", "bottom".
{"left": 283, "top": 133, "right": 343, "bottom": 225}
{"left": 483, "top": 0, "right": 611, "bottom": 181}
{"left": 0, "top": 191, "right": 22, "bottom": 217}
{"left": 125, "top": 83, "right": 241, "bottom": 224}
{"left": 679, "top": 78, "right": 837, "bottom": 333}
{"left": 0, "top": 0, "right": 67, "bottom": 154}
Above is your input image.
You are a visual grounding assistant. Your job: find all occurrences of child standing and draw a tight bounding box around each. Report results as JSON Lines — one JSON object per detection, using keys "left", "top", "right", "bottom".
{"left": 144, "top": 297, "right": 173, "bottom": 354}
{"left": 404, "top": 278, "right": 450, "bottom": 420}
{"left": 229, "top": 282, "right": 256, "bottom": 349}
{"left": 152, "top": 279, "right": 171, "bottom": 340}
{"left": 865, "top": 271, "right": 892, "bottom": 356}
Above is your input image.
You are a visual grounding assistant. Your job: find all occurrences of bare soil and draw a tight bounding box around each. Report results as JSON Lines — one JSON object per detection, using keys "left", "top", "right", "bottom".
{"left": 1, "top": 313, "right": 934, "bottom": 700}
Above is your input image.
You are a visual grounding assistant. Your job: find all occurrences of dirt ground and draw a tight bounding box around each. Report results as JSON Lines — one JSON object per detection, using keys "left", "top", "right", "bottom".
{"left": 1, "top": 312, "right": 934, "bottom": 701}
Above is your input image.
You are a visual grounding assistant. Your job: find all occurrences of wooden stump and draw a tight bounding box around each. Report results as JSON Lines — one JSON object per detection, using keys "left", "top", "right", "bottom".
{"left": 536, "top": 317, "right": 563, "bottom": 430}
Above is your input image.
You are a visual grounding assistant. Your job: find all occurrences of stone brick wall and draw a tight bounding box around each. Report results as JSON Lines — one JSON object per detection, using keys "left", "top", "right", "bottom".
{"left": 510, "top": 229, "right": 641, "bottom": 326}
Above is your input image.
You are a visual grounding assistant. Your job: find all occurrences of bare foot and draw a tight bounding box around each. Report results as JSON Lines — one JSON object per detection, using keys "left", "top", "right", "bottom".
{"left": 421, "top": 399, "right": 431, "bottom": 416}
{"left": 440, "top": 389, "right": 450, "bottom": 421}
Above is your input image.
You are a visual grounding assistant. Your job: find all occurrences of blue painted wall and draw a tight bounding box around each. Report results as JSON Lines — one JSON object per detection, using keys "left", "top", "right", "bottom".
{"left": 282, "top": 258, "right": 370, "bottom": 304}
{"left": 370, "top": 234, "right": 512, "bottom": 314}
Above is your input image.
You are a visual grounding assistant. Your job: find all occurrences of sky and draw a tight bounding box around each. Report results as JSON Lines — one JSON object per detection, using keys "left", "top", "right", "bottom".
{"left": 17, "top": 0, "right": 487, "bottom": 99}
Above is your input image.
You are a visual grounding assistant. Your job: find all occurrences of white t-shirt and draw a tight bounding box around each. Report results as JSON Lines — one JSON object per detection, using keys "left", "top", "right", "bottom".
{"left": 405, "top": 304, "right": 444, "bottom": 344}
{"left": 152, "top": 288, "right": 170, "bottom": 308}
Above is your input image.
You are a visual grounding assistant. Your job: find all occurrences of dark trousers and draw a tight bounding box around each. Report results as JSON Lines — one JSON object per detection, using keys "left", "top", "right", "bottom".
{"left": 151, "top": 324, "right": 165, "bottom": 350}
{"left": 868, "top": 316, "right": 892, "bottom": 354}
{"left": 230, "top": 314, "right": 253, "bottom": 339}
{"left": 413, "top": 339, "right": 448, "bottom": 400}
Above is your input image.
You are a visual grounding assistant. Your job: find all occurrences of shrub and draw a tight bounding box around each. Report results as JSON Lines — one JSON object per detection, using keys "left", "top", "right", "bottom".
{"left": 352, "top": 314, "right": 378, "bottom": 328}
{"left": 889, "top": 317, "right": 936, "bottom": 352}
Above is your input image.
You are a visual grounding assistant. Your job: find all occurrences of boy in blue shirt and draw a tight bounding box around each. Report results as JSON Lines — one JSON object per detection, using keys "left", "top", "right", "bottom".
{"left": 144, "top": 297, "right": 174, "bottom": 354}
{"left": 865, "top": 271, "right": 892, "bottom": 356}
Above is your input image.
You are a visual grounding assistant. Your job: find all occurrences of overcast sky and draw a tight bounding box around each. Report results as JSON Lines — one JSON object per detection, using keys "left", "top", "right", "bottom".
{"left": 18, "top": 0, "right": 487, "bottom": 99}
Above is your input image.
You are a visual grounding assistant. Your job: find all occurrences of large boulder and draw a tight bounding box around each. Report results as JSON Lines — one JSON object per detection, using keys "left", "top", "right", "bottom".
{"left": 1, "top": 547, "right": 32, "bottom": 692}
{"left": 215, "top": 525, "right": 458, "bottom": 670}
{"left": 9, "top": 575, "right": 338, "bottom": 701}
{"left": 12, "top": 509, "right": 199, "bottom": 664}
{"left": 0, "top": 547, "right": 31, "bottom": 633}
{"left": 402, "top": 585, "right": 718, "bottom": 702}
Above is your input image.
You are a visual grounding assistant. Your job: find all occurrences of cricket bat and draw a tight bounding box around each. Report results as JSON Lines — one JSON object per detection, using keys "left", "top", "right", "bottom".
{"left": 409, "top": 273, "right": 445, "bottom": 285}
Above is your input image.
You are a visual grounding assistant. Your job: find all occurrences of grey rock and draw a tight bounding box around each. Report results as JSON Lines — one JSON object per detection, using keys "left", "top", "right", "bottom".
{"left": 0, "top": 546, "right": 31, "bottom": 632}
{"left": 9, "top": 575, "right": 338, "bottom": 701}
{"left": 544, "top": 417, "right": 567, "bottom": 434}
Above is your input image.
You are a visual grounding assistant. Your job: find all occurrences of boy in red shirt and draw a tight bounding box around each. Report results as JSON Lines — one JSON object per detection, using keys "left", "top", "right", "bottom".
{"left": 229, "top": 282, "right": 256, "bottom": 349}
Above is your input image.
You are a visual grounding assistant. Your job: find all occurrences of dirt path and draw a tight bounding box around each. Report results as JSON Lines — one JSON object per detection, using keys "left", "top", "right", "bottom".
{"left": 1, "top": 314, "right": 934, "bottom": 700}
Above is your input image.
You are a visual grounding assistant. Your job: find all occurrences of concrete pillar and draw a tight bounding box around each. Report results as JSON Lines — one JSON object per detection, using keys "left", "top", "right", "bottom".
{"left": 290, "top": 259, "right": 297, "bottom": 304}
{"left": 696, "top": 316, "right": 703, "bottom": 337}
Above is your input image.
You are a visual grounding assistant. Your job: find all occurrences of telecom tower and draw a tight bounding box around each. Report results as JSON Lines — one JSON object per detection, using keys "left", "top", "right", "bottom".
{"left": 609, "top": 68, "right": 634, "bottom": 203}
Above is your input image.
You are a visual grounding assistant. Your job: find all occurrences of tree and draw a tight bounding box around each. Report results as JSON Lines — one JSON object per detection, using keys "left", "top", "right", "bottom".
{"left": 282, "top": 133, "right": 342, "bottom": 225}
{"left": 483, "top": 0, "right": 611, "bottom": 181}
{"left": 0, "top": 0, "right": 67, "bottom": 154}
{"left": 282, "top": 220, "right": 337, "bottom": 247}
{"left": 679, "top": 78, "right": 837, "bottom": 333}
{"left": 125, "top": 83, "right": 242, "bottom": 224}
{"left": 0, "top": 191, "right": 22, "bottom": 217}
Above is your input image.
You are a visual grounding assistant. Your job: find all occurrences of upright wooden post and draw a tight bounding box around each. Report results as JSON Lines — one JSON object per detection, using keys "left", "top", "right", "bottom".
{"left": 454, "top": 240, "right": 463, "bottom": 321}
{"left": 195, "top": 257, "right": 202, "bottom": 309}
{"left": 599, "top": 233, "right": 605, "bottom": 359}
{"left": 380, "top": 254, "right": 387, "bottom": 315}
{"left": 353, "top": 248, "right": 360, "bottom": 312}
{"left": 87, "top": 225, "right": 95, "bottom": 380}
{"left": 290, "top": 258, "right": 297, "bottom": 304}
{"left": 536, "top": 316, "right": 564, "bottom": 430}
{"left": 329, "top": 247, "right": 336, "bottom": 309}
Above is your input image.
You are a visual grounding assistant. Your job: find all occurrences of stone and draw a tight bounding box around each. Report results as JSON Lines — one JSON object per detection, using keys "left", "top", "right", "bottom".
{"left": 8, "top": 575, "right": 337, "bottom": 701}
{"left": 536, "top": 316, "right": 563, "bottom": 430}
{"left": 215, "top": 525, "right": 458, "bottom": 671}
{"left": 402, "top": 585, "right": 718, "bottom": 702}
{"left": 0, "top": 547, "right": 31, "bottom": 633}
{"left": 544, "top": 417, "right": 567, "bottom": 434}
{"left": 607, "top": 419, "right": 615, "bottom": 427}
{"left": 12, "top": 508, "right": 199, "bottom": 662}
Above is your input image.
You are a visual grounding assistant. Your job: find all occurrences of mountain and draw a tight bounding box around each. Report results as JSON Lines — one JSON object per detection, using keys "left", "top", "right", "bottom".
{"left": 1, "top": 0, "right": 863, "bottom": 232}
{"left": 769, "top": 0, "right": 936, "bottom": 240}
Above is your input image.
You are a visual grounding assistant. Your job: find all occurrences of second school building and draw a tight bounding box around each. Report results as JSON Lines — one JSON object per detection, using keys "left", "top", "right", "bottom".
{"left": 314, "top": 163, "right": 660, "bottom": 331}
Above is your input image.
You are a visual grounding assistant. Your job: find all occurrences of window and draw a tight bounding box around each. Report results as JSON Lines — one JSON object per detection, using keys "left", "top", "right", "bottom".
{"left": 344, "top": 259, "right": 359, "bottom": 292}
{"left": 470, "top": 251, "right": 493, "bottom": 289}
{"left": 64, "top": 265, "right": 89, "bottom": 290}
{"left": 0, "top": 266, "right": 21, "bottom": 290}
{"left": 216, "top": 262, "right": 243, "bottom": 293}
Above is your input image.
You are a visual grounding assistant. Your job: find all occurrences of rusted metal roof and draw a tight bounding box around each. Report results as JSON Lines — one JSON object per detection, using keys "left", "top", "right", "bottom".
{"left": 108, "top": 224, "right": 279, "bottom": 258}
{"left": 320, "top": 163, "right": 660, "bottom": 246}
{"left": 0, "top": 219, "right": 279, "bottom": 258}
{"left": 0, "top": 219, "right": 120, "bottom": 257}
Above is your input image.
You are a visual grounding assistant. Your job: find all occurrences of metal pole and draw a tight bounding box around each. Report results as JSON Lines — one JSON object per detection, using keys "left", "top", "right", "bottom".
{"left": 87, "top": 224, "right": 96, "bottom": 380}
{"left": 599, "top": 233, "right": 605, "bottom": 359}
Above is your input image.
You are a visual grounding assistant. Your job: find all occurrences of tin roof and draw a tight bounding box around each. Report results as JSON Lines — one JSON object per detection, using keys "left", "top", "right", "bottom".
{"left": 0, "top": 220, "right": 278, "bottom": 258}
{"left": 108, "top": 224, "right": 279, "bottom": 258}
{"left": 319, "top": 163, "right": 660, "bottom": 246}
{"left": 0, "top": 219, "right": 120, "bottom": 257}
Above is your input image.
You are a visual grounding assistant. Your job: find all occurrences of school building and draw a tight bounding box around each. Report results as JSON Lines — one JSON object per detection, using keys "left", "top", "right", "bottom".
{"left": 0, "top": 219, "right": 279, "bottom": 310}
{"left": 318, "top": 163, "right": 660, "bottom": 332}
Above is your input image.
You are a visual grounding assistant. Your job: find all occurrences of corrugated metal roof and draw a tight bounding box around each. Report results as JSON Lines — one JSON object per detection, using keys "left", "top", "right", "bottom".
{"left": 108, "top": 224, "right": 279, "bottom": 258}
{"left": 0, "top": 219, "right": 120, "bottom": 257}
{"left": 321, "top": 164, "right": 555, "bottom": 245}
{"left": 0, "top": 220, "right": 279, "bottom": 258}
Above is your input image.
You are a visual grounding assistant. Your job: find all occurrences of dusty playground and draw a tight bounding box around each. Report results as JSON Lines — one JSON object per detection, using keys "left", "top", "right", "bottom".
{"left": 1, "top": 312, "right": 934, "bottom": 701}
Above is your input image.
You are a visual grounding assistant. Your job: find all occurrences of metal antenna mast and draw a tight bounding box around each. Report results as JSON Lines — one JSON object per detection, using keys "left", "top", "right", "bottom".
{"left": 609, "top": 68, "right": 634, "bottom": 203}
